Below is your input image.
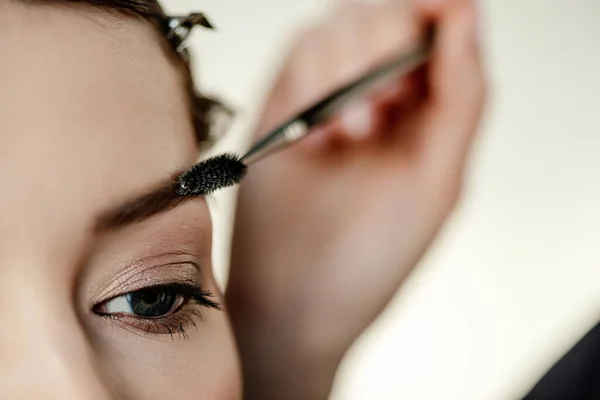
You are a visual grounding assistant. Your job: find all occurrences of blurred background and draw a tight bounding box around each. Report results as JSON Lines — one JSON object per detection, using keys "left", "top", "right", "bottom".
{"left": 163, "top": 0, "right": 600, "bottom": 398}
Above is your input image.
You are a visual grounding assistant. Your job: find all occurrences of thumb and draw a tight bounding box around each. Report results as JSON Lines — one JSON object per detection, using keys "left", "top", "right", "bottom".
{"left": 416, "top": 0, "right": 487, "bottom": 181}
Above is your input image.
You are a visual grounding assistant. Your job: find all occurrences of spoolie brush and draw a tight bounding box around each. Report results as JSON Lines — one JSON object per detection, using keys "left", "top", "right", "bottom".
{"left": 176, "top": 153, "right": 247, "bottom": 197}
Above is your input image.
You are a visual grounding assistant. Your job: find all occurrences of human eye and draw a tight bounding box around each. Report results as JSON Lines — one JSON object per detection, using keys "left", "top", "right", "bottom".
{"left": 93, "top": 283, "right": 221, "bottom": 340}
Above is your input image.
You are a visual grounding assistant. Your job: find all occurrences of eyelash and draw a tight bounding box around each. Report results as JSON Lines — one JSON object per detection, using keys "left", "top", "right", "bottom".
{"left": 93, "top": 283, "right": 221, "bottom": 340}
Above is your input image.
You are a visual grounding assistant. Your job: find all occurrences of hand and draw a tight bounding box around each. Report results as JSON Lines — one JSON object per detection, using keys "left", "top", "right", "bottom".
{"left": 227, "top": 0, "right": 485, "bottom": 397}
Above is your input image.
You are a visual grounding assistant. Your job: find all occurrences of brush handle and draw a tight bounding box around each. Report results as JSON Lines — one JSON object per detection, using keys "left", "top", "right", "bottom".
{"left": 241, "top": 26, "right": 435, "bottom": 166}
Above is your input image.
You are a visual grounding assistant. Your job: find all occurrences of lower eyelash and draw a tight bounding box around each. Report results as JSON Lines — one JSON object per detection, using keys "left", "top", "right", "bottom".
{"left": 102, "top": 298, "right": 219, "bottom": 341}
{"left": 142, "top": 309, "right": 202, "bottom": 341}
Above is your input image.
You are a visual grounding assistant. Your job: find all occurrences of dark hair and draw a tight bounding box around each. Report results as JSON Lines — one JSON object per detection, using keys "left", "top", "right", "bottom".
{"left": 23, "top": 0, "right": 228, "bottom": 146}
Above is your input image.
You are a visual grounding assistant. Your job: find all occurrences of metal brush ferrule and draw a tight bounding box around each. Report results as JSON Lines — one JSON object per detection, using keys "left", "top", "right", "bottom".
{"left": 241, "top": 120, "right": 309, "bottom": 166}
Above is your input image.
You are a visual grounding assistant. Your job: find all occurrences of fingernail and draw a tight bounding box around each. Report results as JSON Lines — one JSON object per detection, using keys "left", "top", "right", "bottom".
{"left": 341, "top": 100, "right": 373, "bottom": 140}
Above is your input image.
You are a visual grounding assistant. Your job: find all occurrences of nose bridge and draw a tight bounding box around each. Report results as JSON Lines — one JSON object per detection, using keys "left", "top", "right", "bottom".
{"left": 0, "top": 271, "right": 113, "bottom": 400}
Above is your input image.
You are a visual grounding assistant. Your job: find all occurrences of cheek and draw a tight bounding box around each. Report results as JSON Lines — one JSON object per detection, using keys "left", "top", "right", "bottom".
{"left": 92, "top": 307, "right": 241, "bottom": 400}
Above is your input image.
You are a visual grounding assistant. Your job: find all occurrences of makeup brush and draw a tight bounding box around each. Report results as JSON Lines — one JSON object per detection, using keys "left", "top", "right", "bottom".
{"left": 176, "top": 153, "right": 247, "bottom": 197}
{"left": 176, "top": 27, "right": 435, "bottom": 197}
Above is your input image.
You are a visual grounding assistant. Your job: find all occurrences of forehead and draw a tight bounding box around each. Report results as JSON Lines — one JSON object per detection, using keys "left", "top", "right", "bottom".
{"left": 0, "top": 3, "right": 198, "bottom": 256}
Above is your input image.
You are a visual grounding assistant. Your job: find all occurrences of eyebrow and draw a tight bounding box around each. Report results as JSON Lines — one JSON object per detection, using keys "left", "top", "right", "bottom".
{"left": 94, "top": 175, "right": 192, "bottom": 232}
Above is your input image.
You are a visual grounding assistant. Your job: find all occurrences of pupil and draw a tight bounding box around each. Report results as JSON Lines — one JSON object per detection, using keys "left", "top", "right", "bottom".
{"left": 128, "top": 287, "right": 177, "bottom": 317}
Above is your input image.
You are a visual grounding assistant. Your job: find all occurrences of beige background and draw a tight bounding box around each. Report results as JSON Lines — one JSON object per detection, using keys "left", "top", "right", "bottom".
{"left": 162, "top": 0, "right": 600, "bottom": 398}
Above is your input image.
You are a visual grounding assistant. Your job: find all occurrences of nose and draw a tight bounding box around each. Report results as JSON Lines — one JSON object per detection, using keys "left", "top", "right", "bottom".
{"left": 0, "top": 284, "right": 113, "bottom": 399}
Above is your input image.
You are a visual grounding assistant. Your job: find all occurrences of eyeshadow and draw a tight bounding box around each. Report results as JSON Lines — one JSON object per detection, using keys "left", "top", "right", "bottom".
{"left": 93, "top": 251, "right": 202, "bottom": 302}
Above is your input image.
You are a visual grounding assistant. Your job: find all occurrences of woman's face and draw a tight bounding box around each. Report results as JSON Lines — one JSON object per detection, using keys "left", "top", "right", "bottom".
{"left": 0, "top": 3, "right": 240, "bottom": 399}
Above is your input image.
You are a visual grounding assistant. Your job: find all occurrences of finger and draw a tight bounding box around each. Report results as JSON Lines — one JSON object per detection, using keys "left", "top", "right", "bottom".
{"left": 334, "top": 0, "right": 424, "bottom": 142}
{"left": 284, "top": 26, "right": 332, "bottom": 113}
{"left": 362, "top": 0, "right": 421, "bottom": 65}
{"left": 303, "top": 66, "right": 422, "bottom": 149}
{"left": 416, "top": 0, "right": 486, "bottom": 176}
{"left": 330, "top": 0, "right": 370, "bottom": 84}
{"left": 337, "top": 74, "right": 418, "bottom": 142}
{"left": 255, "top": 25, "right": 329, "bottom": 136}
{"left": 382, "top": 70, "right": 426, "bottom": 132}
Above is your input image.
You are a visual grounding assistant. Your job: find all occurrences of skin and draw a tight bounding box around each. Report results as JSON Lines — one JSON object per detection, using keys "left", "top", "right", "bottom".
{"left": 0, "top": 2, "right": 240, "bottom": 399}
{"left": 228, "top": 0, "right": 486, "bottom": 398}
{"left": 0, "top": 0, "right": 484, "bottom": 399}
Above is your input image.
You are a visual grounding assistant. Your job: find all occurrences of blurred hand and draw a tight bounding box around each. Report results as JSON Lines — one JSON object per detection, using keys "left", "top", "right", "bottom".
{"left": 228, "top": 0, "right": 485, "bottom": 397}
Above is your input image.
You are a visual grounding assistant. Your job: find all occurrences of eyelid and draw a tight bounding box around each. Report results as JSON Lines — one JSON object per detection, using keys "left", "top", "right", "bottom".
{"left": 91, "top": 251, "right": 202, "bottom": 303}
{"left": 92, "top": 283, "right": 221, "bottom": 340}
{"left": 94, "top": 282, "right": 220, "bottom": 317}
{"left": 94, "top": 284, "right": 188, "bottom": 317}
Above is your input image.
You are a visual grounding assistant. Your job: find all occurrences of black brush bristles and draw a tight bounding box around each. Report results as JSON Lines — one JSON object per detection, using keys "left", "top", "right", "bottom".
{"left": 176, "top": 153, "right": 247, "bottom": 197}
